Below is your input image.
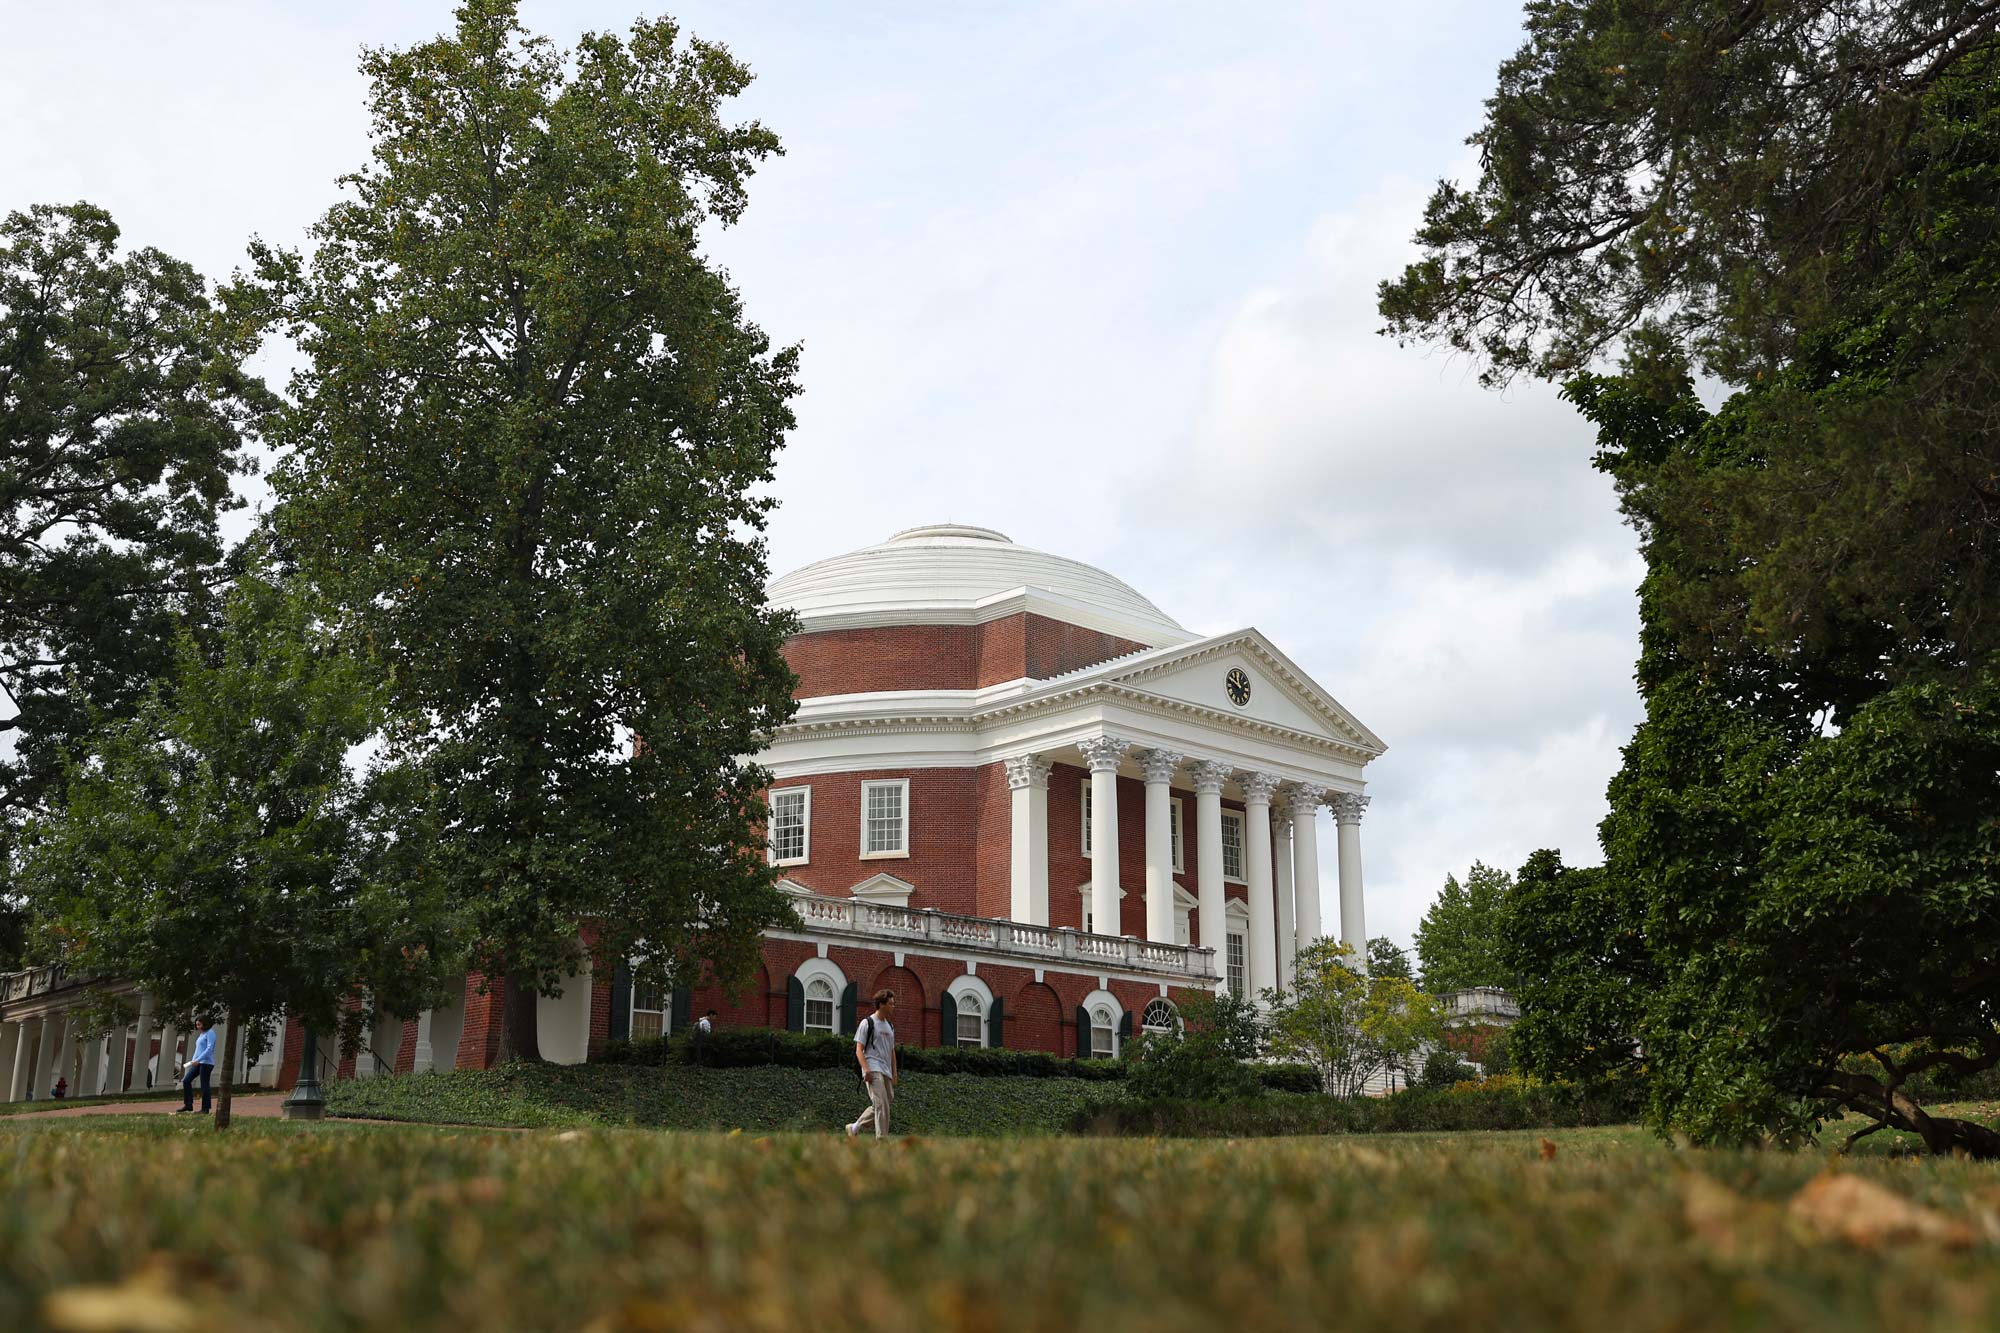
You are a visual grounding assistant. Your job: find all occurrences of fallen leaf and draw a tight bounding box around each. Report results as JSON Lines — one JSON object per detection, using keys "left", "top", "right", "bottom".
{"left": 44, "top": 1268, "right": 198, "bottom": 1333}
{"left": 1788, "top": 1172, "right": 1975, "bottom": 1249}
{"left": 1538, "top": 1138, "right": 1558, "bottom": 1162}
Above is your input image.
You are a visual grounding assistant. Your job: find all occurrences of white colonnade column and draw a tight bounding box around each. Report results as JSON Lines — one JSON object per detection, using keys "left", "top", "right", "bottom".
{"left": 413, "top": 1009, "right": 437, "bottom": 1074}
{"left": 80, "top": 1032, "right": 102, "bottom": 1097}
{"left": 1288, "top": 786, "right": 1325, "bottom": 949}
{"left": 35, "top": 1014, "right": 62, "bottom": 1096}
{"left": 11, "top": 1017, "right": 41, "bottom": 1100}
{"left": 54, "top": 1014, "right": 76, "bottom": 1091}
{"left": 1333, "top": 793, "right": 1370, "bottom": 958}
{"left": 0, "top": 1023, "right": 18, "bottom": 1101}
{"left": 1005, "top": 753, "right": 1054, "bottom": 926}
{"left": 1078, "top": 735, "right": 1128, "bottom": 935}
{"left": 124, "top": 993, "right": 155, "bottom": 1093}
{"left": 1186, "top": 760, "right": 1230, "bottom": 984}
{"left": 1140, "top": 749, "right": 1184, "bottom": 943}
{"left": 1273, "top": 813, "right": 1296, "bottom": 987}
{"left": 154, "top": 1019, "right": 180, "bottom": 1089}
{"left": 1239, "top": 772, "right": 1281, "bottom": 1000}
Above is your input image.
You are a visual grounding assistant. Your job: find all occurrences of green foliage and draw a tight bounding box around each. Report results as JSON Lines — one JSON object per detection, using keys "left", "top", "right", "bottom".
{"left": 1365, "top": 935, "right": 1413, "bottom": 979}
{"left": 1266, "top": 939, "right": 1445, "bottom": 1097}
{"left": 250, "top": 0, "right": 801, "bottom": 1057}
{"left": 1123, "top": 992, "right": 1266, "bottom": 1104}
{"left": 1413, "top": 862, "right": 1514, "bottom": 992}
{"left": 20, "top": 561, "right": 458, "bottom": 1089}
{"left": 1418, "top": 1050, "right": 1478, "bottom": 1091}
{"left": 1501, "top": 849, "right": 1648, "bottom": 1088}
{"left": 597, "top": 1027, "right": 1128, "bottom": 1081}
{"left": 325, "top": 1063, "right": 1115, "bottom": 1136}
{"left": 16, "top": 1118, "right": 2000, "bottom": 1332}
{"left": 1074, "top": 1078, "right": 1643, "bottom": 1138}
{"left": 0, "top": 202, "right": 265, "bottom": 837}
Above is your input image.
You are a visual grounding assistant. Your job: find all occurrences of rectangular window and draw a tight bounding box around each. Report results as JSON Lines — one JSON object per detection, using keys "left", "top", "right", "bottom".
{"left": 1081, "top": 778, "right": 1092, "bottom": 856}
{"left": 631, "top": 978, "right": 666, "bottom": 1042}
{"left": 860, "top": 779, "right": 910, "bottom": 858}
{"left": 769, "top": 787, "right": 810, "bottom": 865}
{"left": 1226, "top": 932, "right": 1247, "bottom": 995}
{"left": 1220, "top": 810, "right": 1246, "bottom": 882}
{"left": 1169, "top": 796, "right": 1185, "bottom": 873}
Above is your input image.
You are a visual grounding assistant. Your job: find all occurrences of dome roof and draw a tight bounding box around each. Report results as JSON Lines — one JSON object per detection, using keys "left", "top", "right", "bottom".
{"left": 770, "top": 524, "right": 1189, "bottom": 645}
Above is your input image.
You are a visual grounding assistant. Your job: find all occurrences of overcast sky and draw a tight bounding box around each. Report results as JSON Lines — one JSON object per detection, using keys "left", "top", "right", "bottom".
{"left": 2, "top": 1, "right": 1646, "bottom": 951}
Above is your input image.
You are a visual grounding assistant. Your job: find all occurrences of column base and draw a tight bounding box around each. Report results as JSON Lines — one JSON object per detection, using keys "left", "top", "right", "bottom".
{"left": 281, "top": 1097, "right": 326, "bottom": 1121}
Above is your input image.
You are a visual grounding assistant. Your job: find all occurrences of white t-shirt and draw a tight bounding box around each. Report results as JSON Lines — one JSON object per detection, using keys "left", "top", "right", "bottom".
{"left": 695, "top": 1016, "right": 712, "bottom": 1035}
{"left": 854, "top": 1014, "right": 896, "bottom": 1076}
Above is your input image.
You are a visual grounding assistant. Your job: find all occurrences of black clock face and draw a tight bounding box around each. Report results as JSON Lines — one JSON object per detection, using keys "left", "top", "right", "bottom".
{"left": 1225, "top": 667, "right": 1252, "bottom": 707}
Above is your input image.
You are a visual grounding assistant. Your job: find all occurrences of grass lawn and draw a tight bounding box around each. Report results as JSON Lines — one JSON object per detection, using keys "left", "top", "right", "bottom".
{"left": 4, "top": 1115, "right": 2000, "bottom": 1332}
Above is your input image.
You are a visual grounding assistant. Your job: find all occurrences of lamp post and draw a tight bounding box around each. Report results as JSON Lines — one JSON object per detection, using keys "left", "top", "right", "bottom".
{"left": 282, "top": 1023, "right": 325, "bottom": 1120}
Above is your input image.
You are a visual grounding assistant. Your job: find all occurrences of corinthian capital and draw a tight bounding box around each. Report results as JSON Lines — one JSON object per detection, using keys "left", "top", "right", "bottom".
{"left": 1077, "top": 735, "right": 1130, "bottom": 774}
{"left": 1283, "top": 784, "right": 1325, "bottom": 818}
{"left": 1004, "top": 753, "right": 1053, "bottom": 791}
{"left": 1186, "top": 759, "right": 1231, "bottom": 795}
{"left": 1330, "top": 791, "right": 1371, "bottom": 825}
{"left": 1137, "top": 749, "right": 1184, "bottom": 785}
{"left": 1237, "top": 771, "right": 1282, "bottom": 804}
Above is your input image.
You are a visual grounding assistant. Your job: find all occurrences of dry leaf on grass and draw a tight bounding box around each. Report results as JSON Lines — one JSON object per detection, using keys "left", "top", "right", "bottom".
{"left": 43, "top": 1265, "right": 198, "bottom": 1333}
{"left": 1538, "top": 1138, "right": 1558, "bottom": 1162}
{"left": 1788, "top": 1172, "right": 1976, "bottom": 1249}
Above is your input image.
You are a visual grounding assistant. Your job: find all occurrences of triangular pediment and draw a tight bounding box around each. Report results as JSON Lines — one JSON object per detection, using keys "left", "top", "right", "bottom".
{"left": 849, "top": 872, "right": 917, "bottom": 907}
{"left": 1090, "top": 630, "right": 1385, "bottom": 753}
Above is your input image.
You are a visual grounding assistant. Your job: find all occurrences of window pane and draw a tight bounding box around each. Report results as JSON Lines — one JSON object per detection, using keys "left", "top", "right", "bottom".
{"left": 1081, "top": 781, "right": 1092, "bottom": 855}
{"left": 865, "top": 782, "right": 905, "bottom": 855}
{"left": 1169, "top": 800, "right": 1182, "bottom": 869}
{"left": 1220, "top": 812, "right": 1245, "bottom": 880}
{"left": 771, "top": 790, "right": 806, "bottom": 861}
{"left": 1142, "top": 999, "right": 1178, "bottom": 1034}
{"left": 630, "top": 1011, "right": 664, "bottom": 1042}
{"left": 805, "top": 977, "right": 835, "bottom": 1034}
{"left": 1226, "top": 933, "right": 1247, "bottom": 994}
{"left": 1091, "top": 1006, "right": 1115, "bottom": 1058}
{"left": 955, "top": 995, "right": 983, "bottom": 1048}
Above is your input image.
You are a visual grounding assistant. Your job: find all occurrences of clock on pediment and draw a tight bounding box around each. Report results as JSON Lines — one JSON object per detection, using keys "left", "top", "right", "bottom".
{"left": 1224, "top": 667, "right": 1252, "bottom": 707}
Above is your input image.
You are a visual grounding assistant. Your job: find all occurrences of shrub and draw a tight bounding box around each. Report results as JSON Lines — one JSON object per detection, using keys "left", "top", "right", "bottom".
{"left": 1124, "top": 993, "right": 1266, "bottom": 1103}
{"left": 1073, "top": 1076, "right": 1644, "bottom": 1137}
{"left": 594, "top": 1029, "right": 1126, "bottom": 1080}
{"left": 1419, "top": 1050, "right": 1479, "bottom": 1090}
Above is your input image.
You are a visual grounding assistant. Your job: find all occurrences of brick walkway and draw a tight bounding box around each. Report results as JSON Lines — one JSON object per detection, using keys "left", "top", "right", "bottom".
{"left": 8, "top": 1092, "right": 291, "bottom": 1120}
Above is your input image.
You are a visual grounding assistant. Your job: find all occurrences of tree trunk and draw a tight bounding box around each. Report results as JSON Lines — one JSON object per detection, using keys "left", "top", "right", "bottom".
{"left": 495, "top": 971, "right": 542, "bottom": 1064}
{"left": 214, "top": 1012, "right": 239, "bottom": 1131}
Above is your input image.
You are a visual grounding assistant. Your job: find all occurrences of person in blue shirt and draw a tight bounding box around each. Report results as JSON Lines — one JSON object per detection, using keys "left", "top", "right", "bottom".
{"left": 177, "top": 1017, "right": 216, "bottom": 1115}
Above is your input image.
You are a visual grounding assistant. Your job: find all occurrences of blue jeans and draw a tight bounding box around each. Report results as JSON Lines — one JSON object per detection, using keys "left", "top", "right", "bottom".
{"left": 181, "top": 1061, "right": 212, "bottom": 1112}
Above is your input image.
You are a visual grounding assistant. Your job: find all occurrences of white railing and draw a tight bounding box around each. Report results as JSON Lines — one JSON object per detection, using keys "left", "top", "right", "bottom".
{"left": 780, "top": 892, "right": 1218, "bottom": 981}
{"left": 1440, "top": 986, "right": 1520, "bottom": 1022}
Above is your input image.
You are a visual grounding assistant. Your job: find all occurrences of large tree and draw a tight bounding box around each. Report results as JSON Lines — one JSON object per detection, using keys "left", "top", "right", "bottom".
{"left": 0, "top": 203, "right": 265, "bottom": 951}
{"left": 252, "top": 1, "right": 800, "bottom": 1060}
{"left": 1384, "top": 4, "right": 2000, "bottom": 1156}
{"left": 1413, "top": 862, "right": 1515, "bottom": 993}
{"left": 22, "top": 561, "right": 456, "bottom": 1129}
{"left": 1266, "top": 939, "right": 1444, "bottom": 1098}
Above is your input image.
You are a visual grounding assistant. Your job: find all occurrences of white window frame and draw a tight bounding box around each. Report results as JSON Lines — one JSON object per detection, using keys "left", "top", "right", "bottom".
{"left": 629, "top": 972, "right": 668, "bottom": 1042}
{"left": 1169, "top": 796, "right": 1185, "bottom": 873}
{"left": 1224, "top": 899, "right": 1251, "bottom": 996}
{"left": 859, "top": 778, "right": 911, "bottom": 860}
{"left": 1141, "top": 998, "right": 1181, "bottom": 1036}
{"left": 1220, "top": 809, "right": 1248, "bottom": 883}
{"left": 803, "top": 977, "right": 837, "bottom": 1035}
{"left": 1083, "top": 988, "right": 1122, "bottom": 1059}
{"left": 795, "top": 957, "right": 848, "bottom": 1037}
{"left": 947, "top": 975, "right": 994, "bottom": 1049}
{"left": 768, "top": 785, "right": 811, "bottom": 867}
{"left": 1080, "top": 777, "right": 1093, "bottom": 856}
{"left": 1225, "top": 932, "right": 1248, "bottom": 995}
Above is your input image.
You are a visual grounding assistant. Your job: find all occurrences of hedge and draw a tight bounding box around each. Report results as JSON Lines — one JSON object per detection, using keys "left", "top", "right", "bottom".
{"left": 1071, "top": 1080, "right": 1645, "bottom": 1137}
{"left": 595, "top": 1028, "right": 1319, "bottom": 1088}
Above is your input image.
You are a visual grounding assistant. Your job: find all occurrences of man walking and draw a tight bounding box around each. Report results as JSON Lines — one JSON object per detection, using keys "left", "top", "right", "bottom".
{"left": 177, "top": 1017, "right": 215, "bottom": 1115}
{"left": 845, "top": 989, "right": 898, "bottom": 1139}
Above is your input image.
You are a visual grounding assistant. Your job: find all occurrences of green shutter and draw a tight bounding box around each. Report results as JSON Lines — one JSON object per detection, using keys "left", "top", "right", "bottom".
{"left": 670, "top": 986, "right": 692, "bottom": 1035}
{"left": 839, "top": 981, "right": 858, "bottom": 1037}
{"left": 1075, "top": 1006, "right": 1091, "bottom": 1059}
{"left": 609, "top": 962, "right": 631, "bottom": 1042}
{"left": 1118, "top": 1011, "right": 1133, "bottom": 1048}
{"left": 988, "top": 996, "right": 1004, "bottom": 1050}
{"left": 785, "top": 976, "right": 804, "bottom": 1032}
{"left": 940, "top": 992, "right": 957, "bottom": 1048}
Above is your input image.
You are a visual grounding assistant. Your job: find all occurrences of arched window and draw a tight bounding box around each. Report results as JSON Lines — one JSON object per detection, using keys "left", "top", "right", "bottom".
{"left": 1090, "top": 1004, "right": 1116, "bottom": 1059}
{"left": 1142, "top": 998, "right": 1181, "bottom": 1037}
{"left": 804, "top": 977, "right": 836, "bottom": 1034}
{"left": 955, "top": 992, "right": 984, "bottom": 1048}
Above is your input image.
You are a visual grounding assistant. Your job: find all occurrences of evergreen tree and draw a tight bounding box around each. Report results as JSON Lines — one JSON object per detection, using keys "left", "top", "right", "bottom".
{"left": 250, "top": 1, "right": 800, "bottom": 1059}
{"left": 1413, "top": 862, "right": 1514, "bottom": 993}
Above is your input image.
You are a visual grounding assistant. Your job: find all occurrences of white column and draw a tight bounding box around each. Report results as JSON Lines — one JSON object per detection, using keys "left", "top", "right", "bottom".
{"left": 1184, "top": 760, "right": 1230, "bottom": 982}
{"left": 1333, "top": 792, "right": 1370, "bottom": 959}
{"left": 1078, "top": 735, "right": 1128, "bottom": 935}
{"left": 125, "top": 993, "right": 155, "bottom": 1093}
{"left": 0, "top": 1023, "right": 18, "bottom": 1102}
{"left": 54, "top": 1014, "right": 76, "bottom": 1090}
{"left": 1005, "top": 754, "right": 1053, "bottom": 925}
{"left": 1273, "top": 813, "right": 1297, "bottom": 987}
{"left": 36, "top": 1014, "right": 63, "bottom": 1096}
{"left": 354, "top": 995, "right": 378, "bottom": 1078}
{"left": 412, "top": 1009, "right": 436, "bottom": 1074}
{"left": 12, "top": 1017, "right": 42, "bottom": 1101}
{"left": 1288, "top": 786, "right": 1325, "bottom": 948}
{"left": 154, "top": 1019, "right": 180, "bottom": 1089}
{"left": 106, "top": 1016, "right": 129, "bottom": 1096}
{"left": 80, "top": 1032, "right": 102, "bottom": 1097}
{"left": 1139, "top": 749, "right": 1183, "bottom": 944}
{"left": 1240, "top": 772, "right": 1281, "bottom": 1000}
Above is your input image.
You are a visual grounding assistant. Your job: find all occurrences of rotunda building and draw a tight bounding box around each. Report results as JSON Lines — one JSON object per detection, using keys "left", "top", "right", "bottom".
{"left": 673, "top": 523, "right": 1388, "bottom": 1056}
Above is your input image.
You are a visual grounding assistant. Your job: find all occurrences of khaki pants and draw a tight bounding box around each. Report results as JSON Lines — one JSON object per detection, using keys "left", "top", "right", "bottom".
{"left": 853, "top": 1071, "right": 894, "bottom": 1138}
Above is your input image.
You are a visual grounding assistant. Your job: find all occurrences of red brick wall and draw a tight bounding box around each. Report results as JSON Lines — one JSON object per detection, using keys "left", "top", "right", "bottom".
{"left": 783, "top": 614, "right": 1146, "bottom": 697}
{"left": 772, "top": 765, "right": 1009, "bottom": 917}
{"left": 456, "top": 973, "right": 504, "bottom": 1071}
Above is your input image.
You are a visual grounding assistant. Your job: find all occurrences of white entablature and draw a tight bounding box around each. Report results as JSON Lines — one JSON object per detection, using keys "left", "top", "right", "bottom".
{"left": 762, "top": 626, "right": 1385, "bottom": 789}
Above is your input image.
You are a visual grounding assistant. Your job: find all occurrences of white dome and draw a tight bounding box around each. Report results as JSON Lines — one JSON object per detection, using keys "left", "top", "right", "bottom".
{"left": 770, "top": 524, "right": 1188, "bottom": 645}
